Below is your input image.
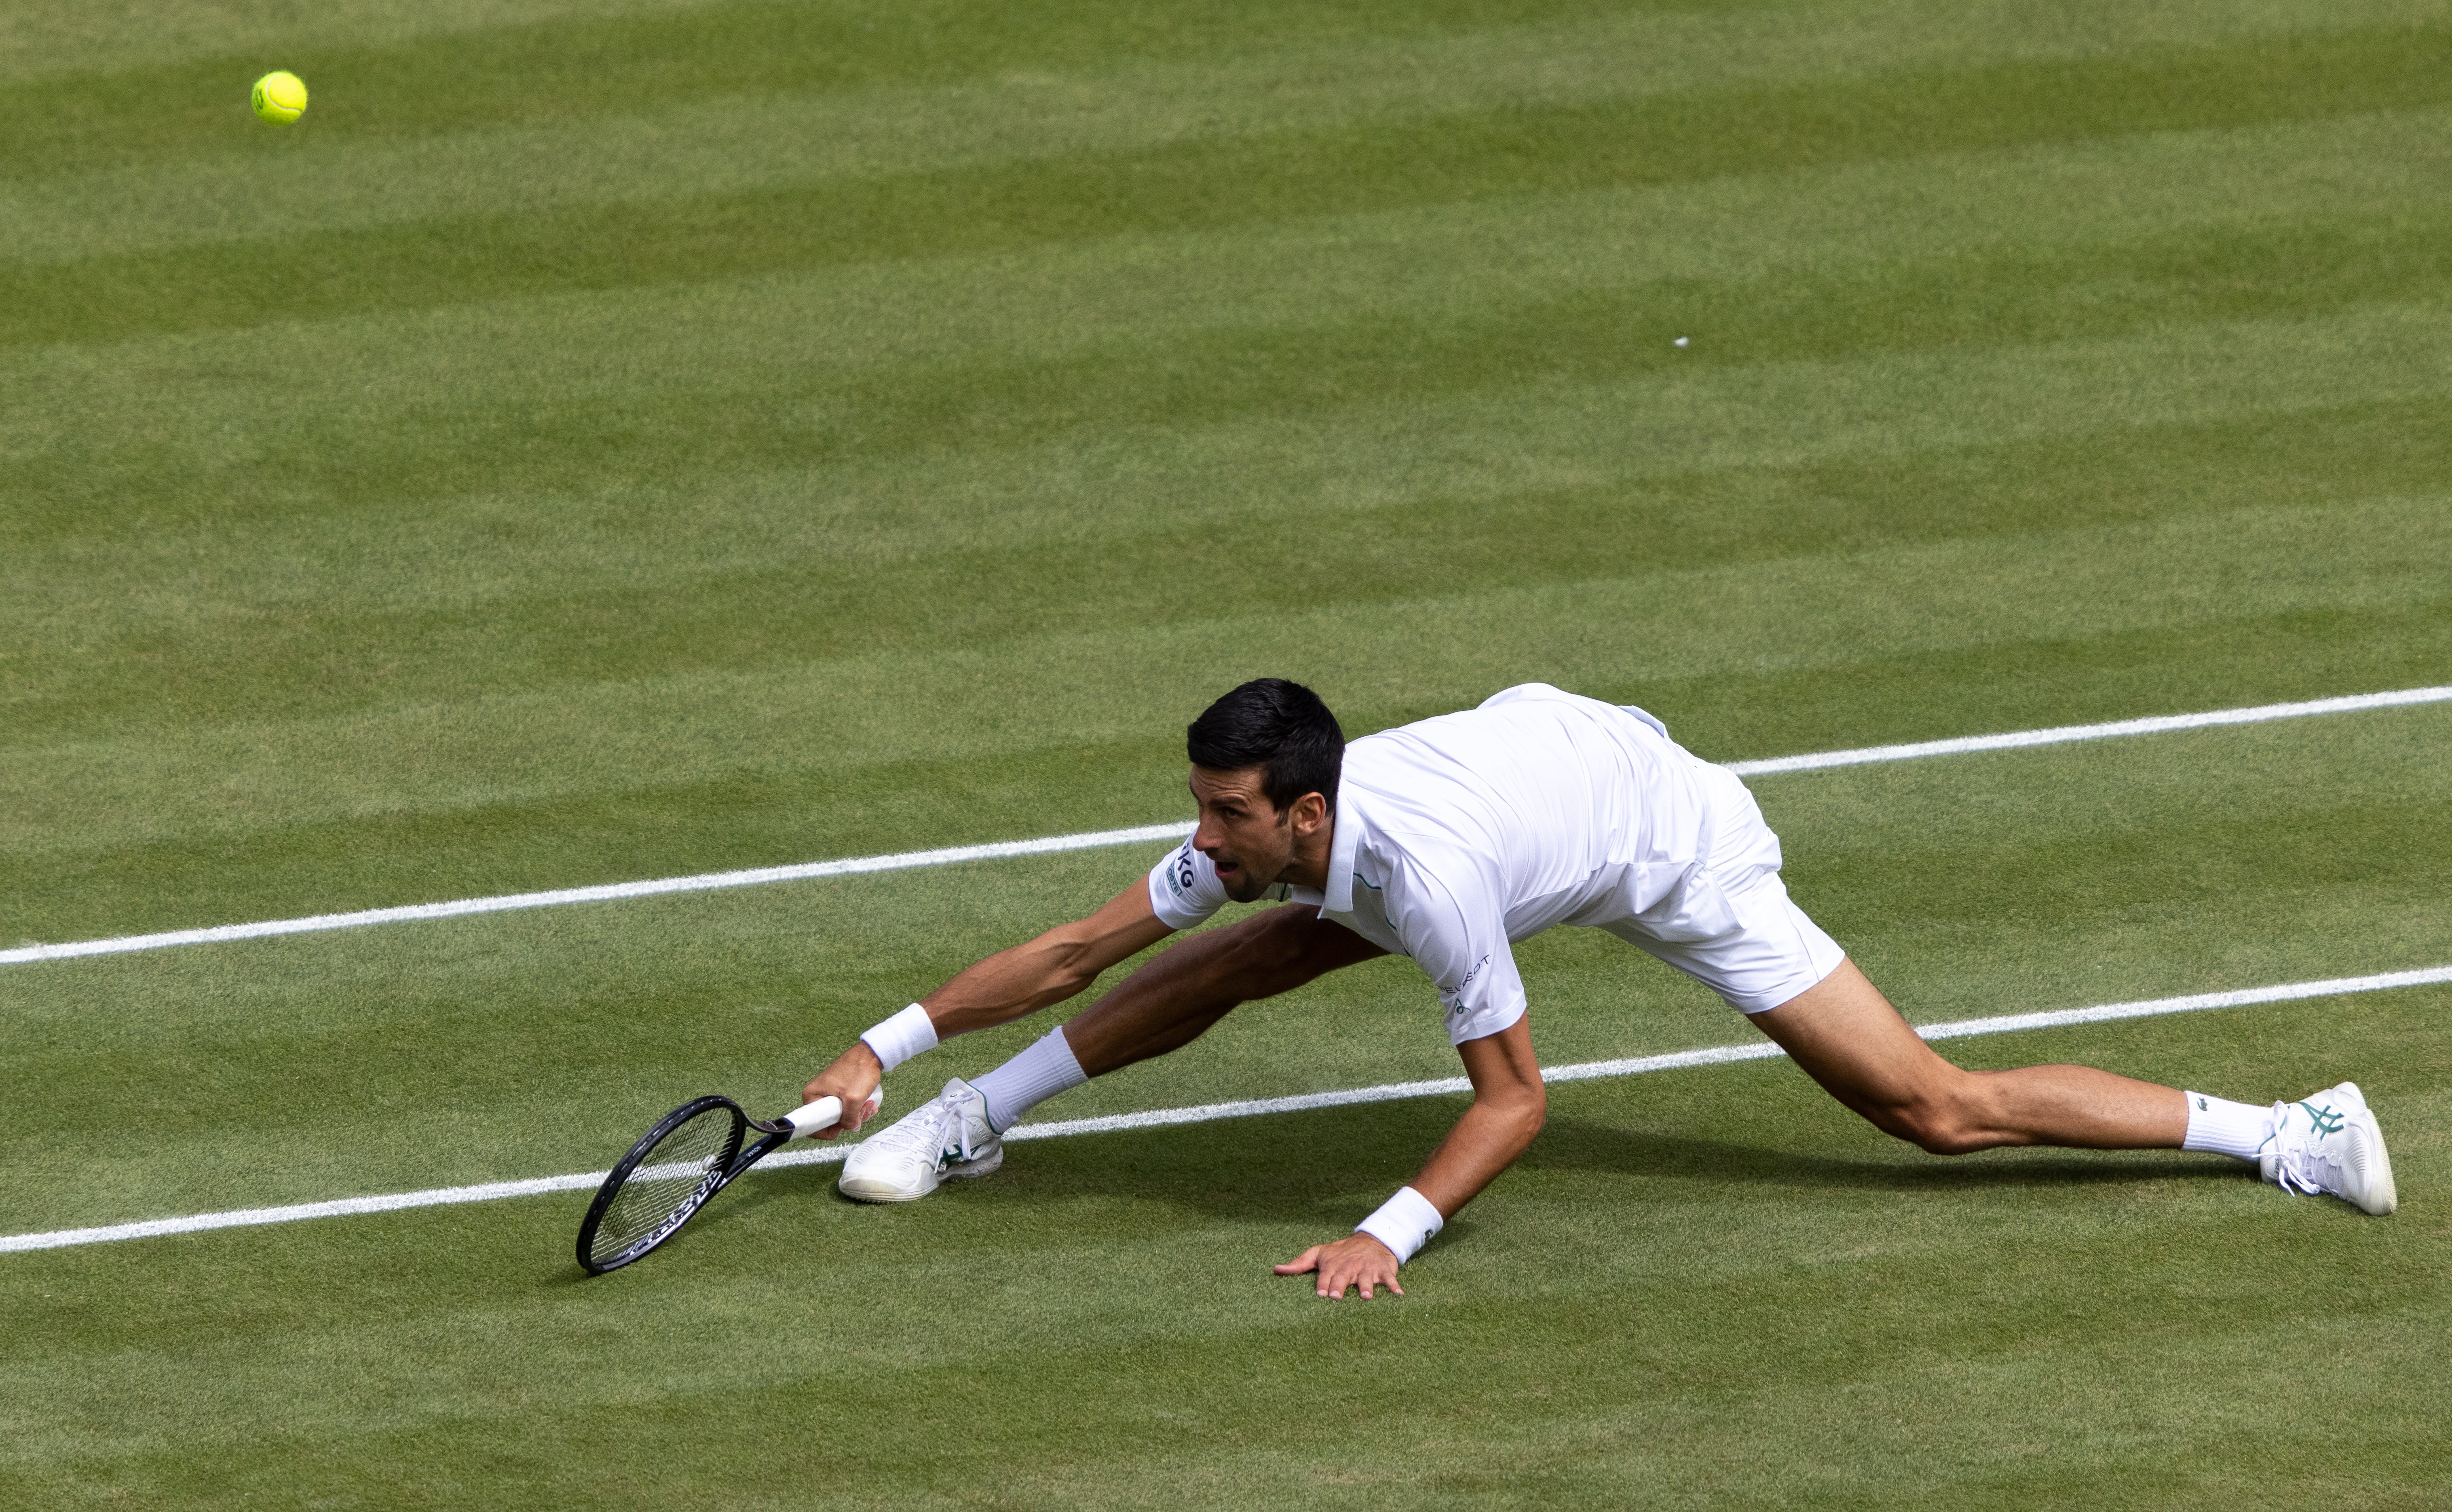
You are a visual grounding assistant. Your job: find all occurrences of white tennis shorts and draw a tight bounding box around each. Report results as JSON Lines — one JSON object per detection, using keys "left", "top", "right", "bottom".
{"left": 1596, "top": 760, "right": 1846, "bottom": 1015}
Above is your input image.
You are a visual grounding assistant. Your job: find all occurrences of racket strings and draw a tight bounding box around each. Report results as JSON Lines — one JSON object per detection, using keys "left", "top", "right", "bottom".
{"left": 590, "top": 1107, "right": 739, "bottom": 1267}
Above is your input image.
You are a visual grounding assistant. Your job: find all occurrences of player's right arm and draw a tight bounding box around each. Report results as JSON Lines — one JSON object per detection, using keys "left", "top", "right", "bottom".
{"left": 799, "top": 879, "right": 1178, "bottom": 1134}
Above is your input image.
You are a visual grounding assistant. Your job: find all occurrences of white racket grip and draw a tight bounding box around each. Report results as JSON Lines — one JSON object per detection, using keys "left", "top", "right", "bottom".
{"left": 781, "top": 1096, "right": 844, "bottom": 1136}
{"left": 779, "top": 1090, "right": 883, "bottom": 1137}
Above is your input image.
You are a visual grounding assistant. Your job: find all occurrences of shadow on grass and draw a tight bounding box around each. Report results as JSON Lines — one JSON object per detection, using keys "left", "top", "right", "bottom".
{"left": 731, "top": 1098, "right": 2248, "bottom": 1232}
{"left": 549, "top": 1163, "right": 853, "bottom": 1283}
{"left": 1523, "top": 1113, "right": 2245, "bottom": 1194}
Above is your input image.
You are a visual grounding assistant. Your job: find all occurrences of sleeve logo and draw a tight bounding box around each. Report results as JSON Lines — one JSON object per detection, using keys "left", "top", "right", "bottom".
{"left": 1440, "top": 954, "right": 1491, "bottom": 1015}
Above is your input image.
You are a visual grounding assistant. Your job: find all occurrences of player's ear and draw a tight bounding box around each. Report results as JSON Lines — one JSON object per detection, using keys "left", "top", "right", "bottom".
{"left": 1289, "top": 790, "right": 1329, "bottom": 837}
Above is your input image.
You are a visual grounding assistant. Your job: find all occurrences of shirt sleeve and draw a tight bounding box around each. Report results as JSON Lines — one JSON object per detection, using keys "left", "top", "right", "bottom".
{"left": 1146, "top": 836, "right": 1229, "bottom": 929}
{"left": 1384, "top": 847, "right": 1526, "bottom": 1046}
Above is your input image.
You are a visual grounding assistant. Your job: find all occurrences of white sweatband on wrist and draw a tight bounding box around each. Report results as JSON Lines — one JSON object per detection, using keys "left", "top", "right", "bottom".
{"left": 1354, "top": 1186, "right": 1444, "bottom": 1265}
{"left": 858, "top": 1003, "right": 938, "bottom": 1073}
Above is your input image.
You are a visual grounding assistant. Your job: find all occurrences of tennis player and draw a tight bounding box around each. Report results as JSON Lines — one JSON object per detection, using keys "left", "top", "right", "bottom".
{"left": 801, "top": 679, "right": 2396, "bottom": 1299}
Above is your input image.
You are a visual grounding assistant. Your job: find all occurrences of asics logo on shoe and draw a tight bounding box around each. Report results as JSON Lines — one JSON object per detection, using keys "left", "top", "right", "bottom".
{"left": 2302, "top": 1101, "right": 2345, "bottom": 1138}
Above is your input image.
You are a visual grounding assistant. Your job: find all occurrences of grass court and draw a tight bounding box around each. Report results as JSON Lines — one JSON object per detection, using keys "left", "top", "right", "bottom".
{"left": 4, "top": 0, "right": 2449, "bottom": 1504}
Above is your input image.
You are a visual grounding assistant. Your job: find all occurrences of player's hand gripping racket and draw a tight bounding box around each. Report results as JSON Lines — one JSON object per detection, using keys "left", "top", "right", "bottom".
{"left": 576, "top": 1092, "right": 867, "bottom": 1274}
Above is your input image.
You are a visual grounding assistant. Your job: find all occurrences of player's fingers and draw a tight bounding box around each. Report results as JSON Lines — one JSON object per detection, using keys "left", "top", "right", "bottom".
{"left": 1273, "top": 1246, "right": 1326, "bottom": 1276}
{"left": 830, "top": 1089, "right": 880, "bottom": 1136}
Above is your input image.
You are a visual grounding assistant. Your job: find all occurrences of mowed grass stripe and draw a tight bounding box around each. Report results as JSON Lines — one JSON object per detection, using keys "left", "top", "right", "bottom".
{"left": 15, "top": 101, "right": 2452, "bottom": 498}
{"left": 28, "top": 593, "right": 2452, "bottom": 949}
{"left": 6, "top": 0, "right": 2427, "bottom": 263}
{"left": 10, "top": 21, "right": 2452, "bottom": 346}
{"left": 11, "top": 401, "right": 2452, "bottom": 747}
{"left": 6, "top": 0, "right": 2428, "bottom": 189}
{"left": 17, "top": 155, "right": 2452, "bottom": 550}
{"left": 6, "top": 488, "right": 2444, "bottom": 942}
{"left": 11, "top": 326, "right": 2447, "bottom": 933}
{"left": 8, "top": 491, "right": 2446, "bottom": 867}
{"left": 0, "top": 0, "right": 1638, "bottom": 171}
{"left": 10, "top": 962, "right": 2449, "bottom": 1254}
{"left": 9, "top": 391, "right": 2448, "bottom": 760}
{"left": 13, "top": 684, "right": 2443, "bottom": 966}
{"left": 10, "top": 283, "right": 2452, "bottom": 721}
{"left": 0, "top": 0, "right": 710, "bottom": 86}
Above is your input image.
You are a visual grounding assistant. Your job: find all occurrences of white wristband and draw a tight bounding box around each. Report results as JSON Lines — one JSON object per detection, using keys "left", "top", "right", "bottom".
{"left": 1354, "top": 1185, "right": 1444, "bottom": 1266}
{"left": 858, "top": 1003, "right": 938, "bottom": 1073}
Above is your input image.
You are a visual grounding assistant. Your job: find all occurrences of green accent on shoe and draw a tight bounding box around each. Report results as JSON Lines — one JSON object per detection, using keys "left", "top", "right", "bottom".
{"left": 2301, "top": 1101, "right": 2346, "bottom": 1139}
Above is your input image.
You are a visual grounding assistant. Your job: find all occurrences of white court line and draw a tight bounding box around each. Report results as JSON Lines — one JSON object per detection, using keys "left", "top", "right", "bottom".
{"left": 6, "top": 962, "right": 2446, "bottom": 1255}
{"left": 0, "top": 823, "right": 1196, "bottom": 967}
{"left": 6, "top": 684, "right": 2446, "bottom": 969}
{"left": 1719, "top": 684, "right": 2452, "bottom": 776}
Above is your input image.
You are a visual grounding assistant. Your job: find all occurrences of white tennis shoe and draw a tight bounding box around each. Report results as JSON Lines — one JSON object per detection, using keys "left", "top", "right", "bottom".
{"left": 838, "top": 1078, "right": 1001, "bottom": 1203}
{"left": 2260, "top": 1082, "right": 2397, "bottom": 1215}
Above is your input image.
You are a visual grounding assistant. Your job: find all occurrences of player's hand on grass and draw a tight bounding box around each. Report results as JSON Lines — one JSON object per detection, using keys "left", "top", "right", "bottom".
{"left": 800, "top": 1044, "right": 885, "bottom": 1138}
{"left": 1275, "top": 1233, "right": 1405, "bottom": 1299}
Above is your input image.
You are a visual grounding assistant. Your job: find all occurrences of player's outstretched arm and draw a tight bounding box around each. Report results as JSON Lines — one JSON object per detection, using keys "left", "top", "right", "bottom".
{"left": 800, "top": 881, "right": 1174, "bottom": 1134}
{"left": 1276, "top": 1014, "right": 1546, "bottom": 1299}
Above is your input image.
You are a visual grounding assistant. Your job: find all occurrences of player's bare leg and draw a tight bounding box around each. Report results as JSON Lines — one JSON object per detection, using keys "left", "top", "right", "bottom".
{"left": 1749, "top": 960, "right": 2396, "bottom": 1212}
{"left": 1748, "top": 959, "right": 2186, "bottom": 1151}
{"left": 1061, "top": 903, "right": 1388, "bottom": 1075}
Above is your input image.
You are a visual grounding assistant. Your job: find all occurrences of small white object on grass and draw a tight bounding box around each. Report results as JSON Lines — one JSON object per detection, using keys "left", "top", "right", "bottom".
{"left": 1674, "top": 336, "right": 1690, "bottom": 347}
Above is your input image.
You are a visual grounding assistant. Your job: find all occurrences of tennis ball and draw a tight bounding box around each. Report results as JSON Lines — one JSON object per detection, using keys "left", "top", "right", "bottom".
{"left": 251, "top": 70, "right": 308, "bottom": 125}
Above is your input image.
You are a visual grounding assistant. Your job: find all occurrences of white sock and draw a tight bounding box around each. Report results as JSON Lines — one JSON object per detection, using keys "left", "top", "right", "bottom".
{"left": 970, "top": 1025, "right": 1088, "bottom": 1134}
{"left": 2181, "top": 1092, "right": 2272, "bottom": 1160}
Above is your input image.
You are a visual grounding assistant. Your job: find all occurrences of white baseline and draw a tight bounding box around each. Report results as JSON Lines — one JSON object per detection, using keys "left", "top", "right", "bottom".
{"left": 4, "top": 962, "right": 2445, "bottom": 1255}
{"left": 6, "top": 684, "right": 2446, "bottom": 969}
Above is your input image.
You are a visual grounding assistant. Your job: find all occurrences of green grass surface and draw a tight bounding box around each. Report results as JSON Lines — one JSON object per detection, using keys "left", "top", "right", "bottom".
{"left": 3, "top": 0, "right": 2447, "bottom": 1505}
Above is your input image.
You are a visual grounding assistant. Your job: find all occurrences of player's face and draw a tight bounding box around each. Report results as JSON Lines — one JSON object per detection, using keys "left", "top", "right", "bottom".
{"left": 1189, "top": 765, "right": 1294, "bottom": 903}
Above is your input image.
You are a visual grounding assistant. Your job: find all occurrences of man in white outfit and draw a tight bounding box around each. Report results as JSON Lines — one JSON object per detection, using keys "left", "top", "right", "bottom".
{"left": 802, "top": 679, "right": 2396, "bottom": 1299}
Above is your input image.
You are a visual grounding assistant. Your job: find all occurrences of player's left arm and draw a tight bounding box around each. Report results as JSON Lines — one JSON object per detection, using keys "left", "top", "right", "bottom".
{"left": 919, "top": 881, "right": 1178, "bottom": 1036}
{"left": 1273, "top": 1014, "right": 1545, "bottom": 1299}
{"left": 799, "top": 881, "right": 1174, "bottom": 1133}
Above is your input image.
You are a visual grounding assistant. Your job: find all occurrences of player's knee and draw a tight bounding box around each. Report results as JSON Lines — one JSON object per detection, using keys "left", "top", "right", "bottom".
{"left": 1884, "top": 1090, "right": 1991, "bottom": 1156}
{"left": 1523, "top": 1085, "right": 1550, "bottom": 1141}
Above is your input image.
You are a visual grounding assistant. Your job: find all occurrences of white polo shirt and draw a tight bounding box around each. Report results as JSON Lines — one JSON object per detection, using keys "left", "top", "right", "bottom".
{"left": 1147, "top": 683, "right": 1797, "bottom": 1044}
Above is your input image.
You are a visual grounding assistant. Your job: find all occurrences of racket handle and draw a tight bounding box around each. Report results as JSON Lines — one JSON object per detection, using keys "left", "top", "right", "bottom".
{"left": 780, "top": 1095, "right": 845, "bottom": 1136}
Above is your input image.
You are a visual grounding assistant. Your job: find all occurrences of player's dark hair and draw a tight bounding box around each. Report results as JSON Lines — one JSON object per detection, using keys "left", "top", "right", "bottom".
{"left": 1186, "top": 678, "right": 1344, "bottom": 814}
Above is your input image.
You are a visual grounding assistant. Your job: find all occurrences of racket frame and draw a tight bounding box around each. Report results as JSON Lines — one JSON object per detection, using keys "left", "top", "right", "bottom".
{"left": 576, "top": 1092, "right": 847, "bottom": 1275}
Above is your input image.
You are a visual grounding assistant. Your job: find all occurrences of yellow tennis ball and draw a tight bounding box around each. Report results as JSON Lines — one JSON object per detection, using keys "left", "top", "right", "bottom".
{"left": 251, "top": 70, "right": 308, "bottom": 125}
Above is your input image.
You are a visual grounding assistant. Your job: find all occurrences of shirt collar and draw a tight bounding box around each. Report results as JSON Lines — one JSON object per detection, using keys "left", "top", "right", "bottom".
{"left": 1322, "top": 786, "right": 1364, "bottom": 913}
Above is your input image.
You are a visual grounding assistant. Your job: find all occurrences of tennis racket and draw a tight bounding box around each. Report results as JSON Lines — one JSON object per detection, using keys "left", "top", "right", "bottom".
{"left": 576, "top": 1092, "right": 863, "bottom": 1274}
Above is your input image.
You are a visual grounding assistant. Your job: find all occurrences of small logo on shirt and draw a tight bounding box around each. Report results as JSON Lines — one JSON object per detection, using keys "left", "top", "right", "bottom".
{"left": 1441, "top": 955, "right": 1493, "bottom": 1019}
{"left": 1168, "top": 842, "right": 1198, "bottom": 898}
